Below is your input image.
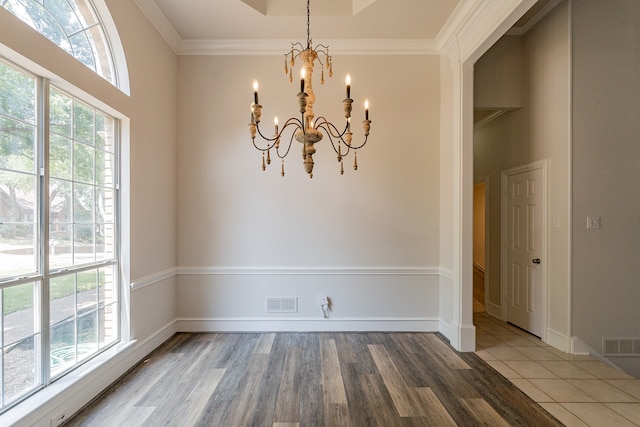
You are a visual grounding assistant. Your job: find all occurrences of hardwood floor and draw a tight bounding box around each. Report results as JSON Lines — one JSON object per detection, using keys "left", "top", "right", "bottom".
{"left": 67, "top": 332, "right": 562, "bottom": 426}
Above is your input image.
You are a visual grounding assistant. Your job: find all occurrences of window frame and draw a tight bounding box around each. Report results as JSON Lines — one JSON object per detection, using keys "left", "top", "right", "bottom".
{"left": 0, "top": 56, "right": 122, "bottom": 413}
{"left": 0, "top": 0, "right": 130, "bottom": 95}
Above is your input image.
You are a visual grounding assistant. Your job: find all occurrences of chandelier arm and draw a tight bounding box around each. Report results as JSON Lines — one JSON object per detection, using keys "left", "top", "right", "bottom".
{"left": 314, "top": 117, "right": 347, "bottom": 138}
{"left": 255, "top": 118, "right": 302, "bottom": 143}
{"left": 348, "top": 135, "right": 369, "bottom": 150}
{"left": 254, "top": 124, "right": 278, "bottom": 148}
{"left": 315, "top": 122, "right": 350, "bottom": 156}
{"left": 274, "top": 131, "right": 298, "bottom": 159}
{"left": 251, "top": 139, "right": 271, "bottom": 152}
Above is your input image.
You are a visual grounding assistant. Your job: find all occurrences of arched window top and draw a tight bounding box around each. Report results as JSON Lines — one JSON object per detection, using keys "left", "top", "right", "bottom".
{"left": 1, "top": 0, "right": 130, "bottom": 94}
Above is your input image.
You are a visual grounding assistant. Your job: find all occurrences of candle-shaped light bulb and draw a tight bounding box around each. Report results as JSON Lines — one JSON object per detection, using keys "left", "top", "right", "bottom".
{"left": 345, "top": 74, "right": 351, "bottom": 99}
{"left": 274, "top": 116, "right": 279, "bottom": 134}
{"left": 364, "top": 99, "right": 369, "bottom": 120}
{"left": 300, "top": 68, "right": 306, "bottom": 93}
{"left": 253, "top": 79, "right": 259, "bottom": 104}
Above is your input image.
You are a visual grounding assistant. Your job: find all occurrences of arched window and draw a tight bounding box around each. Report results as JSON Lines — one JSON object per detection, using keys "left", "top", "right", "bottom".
{"left": 1, "top": 0, "right": 128, "bottom": 414}
{"left": 1, "top": 0, "right": 129, "bottom": 93}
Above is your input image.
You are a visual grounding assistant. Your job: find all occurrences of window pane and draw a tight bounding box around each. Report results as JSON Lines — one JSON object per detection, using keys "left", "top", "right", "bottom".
{"left": 69, "top": 31, "right": 96, "bottom": 72}
{"left": 95, "top": 113, "right": 114, "bottom": 152}
{"left": 77, "top": 270, "right": 98, "bottom": 313}
{"left": 45, "top": 0, "right": 84, "bottom": 35}
{"left": 73, "top": 182, "right": 94, "bottom": 223}
{"left": 50, "top": 88, "right": 72, "bottom": 137}
{"left": 2, "top": 281, "right": 40, "bottom": 404}
{"left": 99, "top": 304, "right": 118, "bottom": 348}
{"left": 49, "top": 223, "right": 72, "bottom": 269}
{"left": 73, "top": 224, "right": 94, "bottom": 265}
{"left": 0, "top": 170, "right": 37, "bottom": 278}
{"left": 3, "top": 336, "right": 38, "bottom": 404}
{"left": 3, "top": 281, "right": 37, "bottom": 341}
{"left": 77, "top": 310, "right": 97, "bottom": 361}
{"left": 1, "top": 0, "right": 117, "bottom": 85}
{"left": 50, "top": 134, "right": 72, "bottom": 179}
{"left": 0, "top": 60, "right": 36, "bottom": 124}
{"left": 98, "top": 266, "right": 117, "bottom": 305}
{"left": 74, "top": 102, "right": 94, "bottom": 146}
{"left": 50, "top": 178, "right": 72, "bottom": 269}
{"left": 50, "top": 274, "right": 76, "bottom": 326}
{"left": 50, "top": 178, "right": 72, "bottom": 223}
{"left": 50, "top": 273, "right": 76, "bottom": 375}
{"left": 73, "top": 142, "right": 94, "bottom": 184}
{"left": 96, "top": 224, "right": 114, "bottom": 261}
{"left": 96, "top": 186, "right": 115, "bottom": 223}
{"left": 0, "top": 117, "right": 36, "bottom": 174}
{"left": 12, "top": 0, "right": 72, "bottom": 53}
{"left": 50, "top": 319, "right": 75, "bottom": 375}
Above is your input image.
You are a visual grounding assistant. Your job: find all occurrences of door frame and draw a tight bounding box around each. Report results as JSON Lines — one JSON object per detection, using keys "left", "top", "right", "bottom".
{"left": 500, "top": 159, "right": 549, "bottom": 341}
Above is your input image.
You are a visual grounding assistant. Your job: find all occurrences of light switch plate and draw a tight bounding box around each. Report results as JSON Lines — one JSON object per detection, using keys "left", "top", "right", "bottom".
{"left": 587, "top": 216, "right": 600, "bottom": 229}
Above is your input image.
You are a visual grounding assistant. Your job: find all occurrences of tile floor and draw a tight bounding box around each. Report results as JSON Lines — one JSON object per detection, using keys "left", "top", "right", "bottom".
{"left": 474, "top": 311, "right": 640, "bottom": 426}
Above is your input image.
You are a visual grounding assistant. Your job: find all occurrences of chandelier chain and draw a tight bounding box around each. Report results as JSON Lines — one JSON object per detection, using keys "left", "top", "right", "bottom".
{"left": 306, "top": 0, "right": 311, "bottom": 49}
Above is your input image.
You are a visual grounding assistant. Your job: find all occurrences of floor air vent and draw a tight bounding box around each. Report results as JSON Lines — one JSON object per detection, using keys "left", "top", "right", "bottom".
{"left": 266, "top": 297, "right": 298, "bottom": 313}
{"left": 602, "top": 338, "right": 640, "bottom": 356}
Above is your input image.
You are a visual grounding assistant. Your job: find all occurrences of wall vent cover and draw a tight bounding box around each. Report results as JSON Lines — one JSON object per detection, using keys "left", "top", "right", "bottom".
{"left": 266, "top": 297, "right": 298, "bottom": 313}
{"left": 602, "top": 338, "right": 640, "bottom": 357}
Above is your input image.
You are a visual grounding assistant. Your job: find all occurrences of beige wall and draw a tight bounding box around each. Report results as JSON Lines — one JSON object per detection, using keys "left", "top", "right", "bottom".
{"left": 474, "top": 1, "right": 571, "bottom": 348}
{"left": 175, "top": 54, "right": 442, "bottom": 326}
{"left": 473, "top": 182, "right": 486, "bottom": 268}
{"left": 572, "top": 0, "right": 640, "bottom": 377}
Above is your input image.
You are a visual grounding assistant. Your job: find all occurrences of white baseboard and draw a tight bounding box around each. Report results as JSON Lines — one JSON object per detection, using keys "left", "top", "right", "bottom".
{"left": 439, "top": 320, "right": 476, "bottom": 352}
{"left": 571, "top": 335, "right": 594, "bottom": 356}
{"left": 176, "top": 317, "right": 440, "bottom": 333}
{"left": 486, "top": 302, "right": 502, "bottom": 319}
{"left": 546, "top": 328, "right": 570, "bottom": 353}
{"left": 2, "top": 321, "right": 177, "bottom": 427}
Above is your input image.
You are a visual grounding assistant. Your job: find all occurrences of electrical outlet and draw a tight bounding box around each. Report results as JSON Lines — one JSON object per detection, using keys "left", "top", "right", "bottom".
{"left": 587, "top": 216, "right": 600, "bottom": 229}
{"left": 51, "top": 411, "right": 67, "bottom": 427}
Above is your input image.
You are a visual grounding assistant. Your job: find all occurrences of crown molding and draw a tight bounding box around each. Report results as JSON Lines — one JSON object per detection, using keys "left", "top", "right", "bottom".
{"left": 437, "top": 0, "right": 537, "bottom": 62}
{"left": 505, "top": 0, "right": 561, "bottom": 36}
{"left": 135, "top": 0, "right": 440, "bottom": 56}
{"left": 178, "top": 38, "right": 439, "bottom": 56}
{"left": 134, "top": 0, "right": 181, "bottom": 53}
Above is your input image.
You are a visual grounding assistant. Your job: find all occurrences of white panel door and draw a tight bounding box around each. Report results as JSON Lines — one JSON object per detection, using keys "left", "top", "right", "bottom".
{"left": 504, "top": 166, "right": 544, "bottom": 337}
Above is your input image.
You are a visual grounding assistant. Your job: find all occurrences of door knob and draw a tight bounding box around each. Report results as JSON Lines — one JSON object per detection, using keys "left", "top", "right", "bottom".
{"left": 532, "top": 258, "right": 541, "bottom": 264}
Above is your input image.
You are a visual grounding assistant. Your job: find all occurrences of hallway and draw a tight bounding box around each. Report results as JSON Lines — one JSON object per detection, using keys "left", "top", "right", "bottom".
{"left": 474, "top": 312, "right": 640, "bottom": 426}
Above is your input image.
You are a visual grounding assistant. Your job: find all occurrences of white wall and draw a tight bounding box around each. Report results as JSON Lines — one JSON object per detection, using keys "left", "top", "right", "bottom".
{"left": 175, "top": 54, "right": 442, "bottom": 330}
{"left": 572, "top": 0, "right": 640, "bottom": 377}
{"left": 474, "top": 1, "right": 571, "bottom": 348}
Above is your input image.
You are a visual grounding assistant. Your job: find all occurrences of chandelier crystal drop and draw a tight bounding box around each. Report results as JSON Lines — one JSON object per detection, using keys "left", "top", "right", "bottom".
{"left": 248, "top": 0, "right": 371, "bottom": 178}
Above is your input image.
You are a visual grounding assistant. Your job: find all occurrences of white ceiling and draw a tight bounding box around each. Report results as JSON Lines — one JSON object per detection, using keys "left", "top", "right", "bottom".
{"left": 134, "top": 0, "right": 556, "bottom": 55}
{"left": 145, "top": 0, "right": 458, "bottom": 39}
{"left": 135, "top": 0, "right": 461, "bottom": 54}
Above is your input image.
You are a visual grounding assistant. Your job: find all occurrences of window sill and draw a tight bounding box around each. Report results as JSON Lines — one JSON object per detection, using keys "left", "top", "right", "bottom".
{"left": 1, "top": 339, "right": 137, "bottom": 427}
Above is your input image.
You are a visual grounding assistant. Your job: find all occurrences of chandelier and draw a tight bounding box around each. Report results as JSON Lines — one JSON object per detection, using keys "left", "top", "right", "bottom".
{"left": 249, "top": 0, "right": 371, "bottom": 178}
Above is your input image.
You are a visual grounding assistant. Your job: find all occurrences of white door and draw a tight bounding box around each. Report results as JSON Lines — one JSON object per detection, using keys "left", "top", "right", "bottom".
{"left": 502, "top": 163, "right": 546, "bottom": 338}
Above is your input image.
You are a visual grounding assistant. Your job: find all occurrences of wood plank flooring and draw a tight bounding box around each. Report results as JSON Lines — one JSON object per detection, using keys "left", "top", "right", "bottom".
{"left": 67, "top": 332, "right": 562, "bottom": 426}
